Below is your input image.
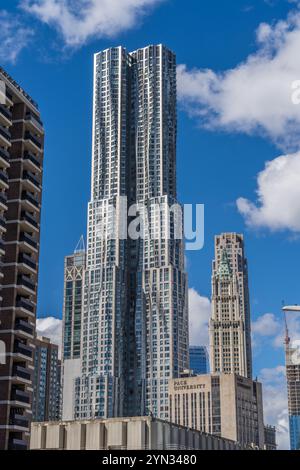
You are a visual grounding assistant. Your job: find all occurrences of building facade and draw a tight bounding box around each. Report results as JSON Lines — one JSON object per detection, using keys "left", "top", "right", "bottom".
{"left": 74, "top": 45, "right": 188, "bottom": 422}
{"left": 0, "top": 67, "right": 44, "bottom": 449}
{"left": 210, "top": 233, "right": 252, "bottom": 379}
{"left": 32, "top": 337, "right": 61, "bottom": 423}
{"left": 61, "top": 240, "right": 85, "bottom": 420}
{"left": 30, "top": 416, "right": 245, "bottom": 451}
{"left": 285, "top": 335, "right": 300, "bottom": 450}
{"left": 264, "top": 425, "right": 277, "bottom": 451}
{"left": 169, "top": 373, "right": 265, "bottom": 449}
{"left": 189, "top": 346, "right": 209, "bottom": 375}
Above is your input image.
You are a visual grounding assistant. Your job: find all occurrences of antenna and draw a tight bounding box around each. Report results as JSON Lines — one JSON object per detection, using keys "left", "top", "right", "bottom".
{"left": 74, "top": 235, "right": 85, "bottom": 253}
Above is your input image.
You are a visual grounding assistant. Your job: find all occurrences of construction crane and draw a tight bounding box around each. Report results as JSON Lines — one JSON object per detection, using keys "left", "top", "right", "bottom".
{"left": 282, "top": 305, "right": 300, "bottom": 347}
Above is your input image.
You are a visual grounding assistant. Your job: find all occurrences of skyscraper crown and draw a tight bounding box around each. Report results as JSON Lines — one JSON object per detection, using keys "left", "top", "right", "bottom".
{"left": 217, "top": 249, "right": 232, "bottom": 278}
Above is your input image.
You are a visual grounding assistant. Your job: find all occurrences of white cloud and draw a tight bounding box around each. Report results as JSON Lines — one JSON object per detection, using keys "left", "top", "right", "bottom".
{"left": 188, "top": 288, "right": 211, "bottom": 347}
{"left": 177, "top": 6, "right": 300, "bottom": 150}
{"left": 252, "top": 313, "right": 281, "bottom": 337}
{"left": 36, "top": 317, "right": 62, "bottom": 356}
{"left": 21, "top": 0, "right": 164, "bottom": 46}
{"left": 0, "top": 10, "right": 33, "bottom": 63}
{"left": 237, "top": 151, "right": 300, "bottom": 232}
{"left": 259, "top": 366, "right": 290, "bottom": 450}
{"left": 177, "top": 5, "right": 300, "bottom": 234}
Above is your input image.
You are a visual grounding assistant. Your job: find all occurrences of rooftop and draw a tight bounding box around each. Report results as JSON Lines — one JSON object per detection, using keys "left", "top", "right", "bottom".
{"left": 0, "top": 66, "right": 38, "bottom": 110}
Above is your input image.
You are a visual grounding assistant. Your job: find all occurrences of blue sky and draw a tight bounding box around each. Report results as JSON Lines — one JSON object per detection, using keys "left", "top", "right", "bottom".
{"left": 2, "top": 0, "right": 300, "bottom": 447}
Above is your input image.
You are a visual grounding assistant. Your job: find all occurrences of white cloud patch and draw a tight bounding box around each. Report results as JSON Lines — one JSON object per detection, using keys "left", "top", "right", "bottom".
{"left": 237, "top": 151, "right": 300, "bottom": 232}
{"left": 36, "top": 317, "right": 62, "bottom": 356}
{"left": 189, "top": 288, "right": 211, "bottom": 347}
{"left": 21, "top": 0, "right": 164, "bottom": 46}
{"left": 177, "top": 6, "right": 300, "bottom": 234}
{"left": 177, "top": 6, "right": 300, "bottom": 150}
{"left": 252, "top": 313, "right": 282, "bottom": 337}
{"left": 259, "top": 366, "right": 290, "bottom": 450}
{"left": 252, "top": 310, "right": 300, "bottom": 348}
{"left": 0, "top": 10, "right": 33, "bottom": 63}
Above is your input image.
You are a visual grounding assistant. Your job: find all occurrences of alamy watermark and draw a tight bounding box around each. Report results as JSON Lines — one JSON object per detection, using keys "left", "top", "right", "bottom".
{"left": 94, "top": 197, "right": 205, "bottom": 251}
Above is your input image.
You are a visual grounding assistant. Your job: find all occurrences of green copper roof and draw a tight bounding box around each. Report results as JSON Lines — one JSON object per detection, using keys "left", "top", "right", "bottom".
{"left": 218, "top": 249, "right": 232, "bottom": 278}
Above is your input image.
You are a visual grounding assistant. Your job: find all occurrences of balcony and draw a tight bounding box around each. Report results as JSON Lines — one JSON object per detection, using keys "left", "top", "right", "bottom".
{"left": 0, "top": 147, "right": 9, "bottom": 166}
{"left": 17, "top": 274, "right": 35, "bottom": 293}
{"left": 23, "top": 170, "right": 40, "bottom": 190}
{"left": 0, "top": 215, "right": 6, "bottom": 232}
{"left": 15, "top": 318, "right": 34, "bottom": 336}
{"left": 8, "top": 438, "right": 27, "bottom": 450}
{"left": 18, "top": 253, "right": 37, "bottom": 271}
{"left": 24, "top": 131, "right": 42, "bottom": 153}
{"left": 24, "top": 151, "right": 41, "bottom": 171}
{"left": 5, "top": 91, "right": 13, "bottom": 106}
{"left": 20, "top": 232, "right": 38, "bottom": 250}
{"left": 12, "top": 364, "right": 31, "bottom": 381}
{"left": 14, "top": 340, "right": 33, "bottom": 359}
{"left": 11, "top": 388, "right": 30, "bottom": 404}
{"left": 0, "top": 191, "right": 7, "bottom": 208}
{"left": 0, "top": 104, "right": 12, "bottom": 127}
{"left": 16, "top": 298, "right": 34, "bottom": 314}
{"left": 9, "top": 413, "right": 29, "bottom": 430}
{"left": 22, "top": 191, "right": 40, "bottom": 210}
{"left": 25, "top": 112, "right": 44, "bottom": 134}
{"left": 0, "top": 241, "right": 5, "bottom": 254}
{"left": 0, "top": 169, "right": 8, "bottom": 187}
{"left": 20, "top": 211, "right": 39, "bottom": 230}
{"left": 0, "top": 124, "right": 11, "bottom": 145}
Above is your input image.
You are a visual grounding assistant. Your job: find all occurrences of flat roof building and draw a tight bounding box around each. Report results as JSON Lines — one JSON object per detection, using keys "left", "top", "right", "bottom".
{"left": 169, "top": 373, "right": 265, "bottom": 449}
{"left": 30, "top": 416, "right": 245, "bottom": 451}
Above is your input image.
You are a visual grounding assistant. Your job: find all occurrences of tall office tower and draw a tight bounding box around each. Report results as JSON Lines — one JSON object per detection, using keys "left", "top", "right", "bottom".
{"left": 210, "top": 233, "right": 252, "bottom": 379}
{"left": 0, "top": 67, "right": 44, "bottom": 449}
{"left": 32, "top": 337, "right": 61, "bottom": 423}
{"left": 284, "top": 316, "right": 300, "bottom": 450}
{"left": 74, "top": 45, "right": 188, "bottom": 421}
{"left": 61, "top": 238, "right": 85, "bottom": 420}
{"left": 189, "top": 346, "right": 209, "bottom": 375}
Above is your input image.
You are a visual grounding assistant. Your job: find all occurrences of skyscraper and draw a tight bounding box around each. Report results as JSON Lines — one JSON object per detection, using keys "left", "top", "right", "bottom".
{"left": 61, "top": 238, "right": 85, "bottom": 420}
{"left": 32, "top": 336, "right": 61, "bottom": 423}
{"left": 283, "top": 307, "right": 300, "bottom": 450}
{"left": 74, "top": 45, "right": 188, "bottom": 422}
{"left": 189, "top": 346, "right": 209, "bottom": 374}
{"left": 210, "top": 233, "right": 252, "bottom": 378}
{"left": 0, "top": 67, "right": 44, "bottom": 449}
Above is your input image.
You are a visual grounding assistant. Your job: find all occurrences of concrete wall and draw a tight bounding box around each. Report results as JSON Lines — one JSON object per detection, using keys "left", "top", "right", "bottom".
{"left": 31, "top": 417, "right": 244, "bottom": 451}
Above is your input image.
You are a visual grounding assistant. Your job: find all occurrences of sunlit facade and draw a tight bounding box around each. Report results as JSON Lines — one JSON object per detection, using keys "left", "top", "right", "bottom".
{"left": 74, "top": 45, "right": 189, "bottom": 421}
{"left": 210, "top": 233, "right": 252, "bottom": 379}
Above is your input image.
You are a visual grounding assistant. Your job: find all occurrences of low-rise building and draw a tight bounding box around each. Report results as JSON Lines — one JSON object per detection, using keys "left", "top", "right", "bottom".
{"left": 30, "top": 416, "right": 246, "bottom": 450}
{"left": 264, "top": 425, "right": 277, "bottom": 451}
{"left": 169, "top": 373, "right": 265, "bottom": 449}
